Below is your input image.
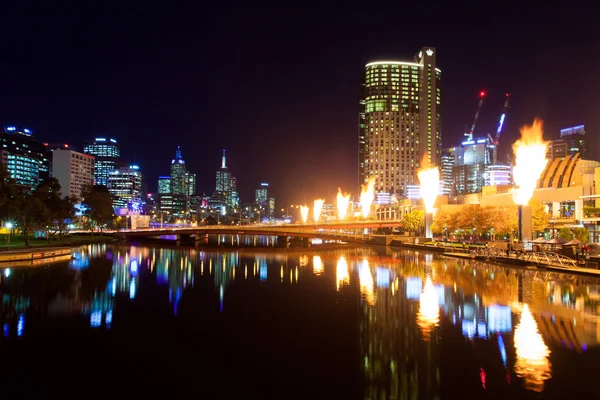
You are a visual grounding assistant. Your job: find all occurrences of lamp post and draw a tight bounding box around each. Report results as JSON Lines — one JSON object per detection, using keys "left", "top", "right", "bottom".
{"left": 5, "top": 222, "right": 13, "bottom": 246}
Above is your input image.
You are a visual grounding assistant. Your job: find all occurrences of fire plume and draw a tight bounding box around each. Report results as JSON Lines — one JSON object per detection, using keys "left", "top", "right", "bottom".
{"left": 514, "top": 304, "right": 551, "bottom": 391}
{"left": 359, "top": 178, "right": 375, "bottom": 218}
{"left": 300, "top": 205, "right": 309, "bottom": 224}
{"left": 513, "top": 119, "right": 549, "bottom": 205}
{"left": 313, "top": 199, "right": 324, "bottom": 222}
{"left": 336, "top": 188, "right": 351, "bottom": 220}
{"left": 417, "top": 158, "right": 440, "bottom": 213}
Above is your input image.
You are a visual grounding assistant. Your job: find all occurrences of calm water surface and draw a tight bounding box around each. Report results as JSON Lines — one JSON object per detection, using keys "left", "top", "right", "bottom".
{"left": 1, "top": 244, "right": 600, "bottom": 399}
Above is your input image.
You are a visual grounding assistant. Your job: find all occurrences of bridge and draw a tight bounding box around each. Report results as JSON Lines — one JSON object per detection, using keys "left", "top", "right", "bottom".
{"left": 111, "top": 220, "right": 403, "bottom": 245}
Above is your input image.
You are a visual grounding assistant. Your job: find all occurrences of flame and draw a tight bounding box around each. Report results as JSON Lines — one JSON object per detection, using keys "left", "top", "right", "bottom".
{"left": 514, "top": 304, "right": 552, "bottom": 392}
{"left": 417, "top": 158, "right": 440, "bottom": 213}
{"left": 300, "top": 205, "right": 309, "bottom": 223}
{"left": 336, "top": 256, "right": 349, "bottom": 290}
{"left": 313, "top": 199, "right": 324, "bottom": 222}
{"left": 359, "top": 178, "right": 376, "bottom": 218}
{"left": 359, "top": 259, "right": 375, "bottom": 306}
{"left": 417, "top": 275, "right": 439, "bottom": 340}
{"left": 313, "top": 255, "right": 323, "bottom": 275}
{"left": 336, "top": 188, "right": 351, "bottom": 220}
{"left": 512, "top": 119, "right": 549, "bottom": 205}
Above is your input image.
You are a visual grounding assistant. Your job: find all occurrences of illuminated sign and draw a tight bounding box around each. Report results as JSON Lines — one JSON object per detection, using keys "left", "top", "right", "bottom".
{"left": 462, "top": 140, "right": 475, "bottom": 145}
{"left": 425, "top": 49, "right": 434, "bottom": 56}
{"left": 130, "top": 165, "right": 139, "bottom": 170}
{"left": 418, "top": 51, "right": 423, "bottom": 58}
{"left": 560, "top": 124, "right": 585, "bottom": 137}
{"left": 110, "top": 139, "right": 117, "bottom": 143}
{"left": 95, "top": 138, "right": 106, "bottom": 141}
{"left": 23, "top": 128, "right": 30, "bottom": 133}
{"left": 477, "top": 139, "right": 487, "bottom": 144}
{"left": 6, "top": 127, "right": 15, "bottom": 131}
{"left": 261, "top": 182, "right": 269, "bottom": 187}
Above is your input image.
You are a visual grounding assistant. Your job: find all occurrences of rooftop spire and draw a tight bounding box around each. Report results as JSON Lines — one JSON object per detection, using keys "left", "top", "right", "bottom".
{"left": 221, "top": 149, "right": 227, "bottom": 169}
{"left": 175, "top": 146, "right": 182, "bottom": 160}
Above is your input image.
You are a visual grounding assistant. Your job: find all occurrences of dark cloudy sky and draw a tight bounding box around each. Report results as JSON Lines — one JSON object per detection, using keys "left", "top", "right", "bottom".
{"left": 0, "top": 1, "right": 598, "bottom": 207}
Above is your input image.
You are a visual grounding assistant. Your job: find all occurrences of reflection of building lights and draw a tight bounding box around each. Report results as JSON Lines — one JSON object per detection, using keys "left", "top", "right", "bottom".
{"left": 406, "top": 276, "right": 423, "bottom": 300}
{"left": 513, "top": 304, "right": 551, "bottom": 392}
{"left": 91, "top": 311, "right": 102, "bottom": 328}
{"left": 299, "top": 255, "right": 308, "bottom": 267}
{"left": 313, "top": 255, "right": 323, "bottom": 276}
{"left": 17, "top": 314, "right": 24, "bottom": 337}
{"left": 359, "top": 259, "right": 375, "bottom": 306}
{"left": 336, "top": 256, "right": 350, "bottom": 290}
{"left": 375, "top": 268, "right": 390, "bottom": 288}
{"left": 129, "top": 279, "right": 136, "bottom": 299}
{"left": 417, "top": 276, "right": 439, "bottom": 340}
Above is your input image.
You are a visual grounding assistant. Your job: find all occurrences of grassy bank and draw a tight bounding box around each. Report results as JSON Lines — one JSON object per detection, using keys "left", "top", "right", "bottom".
{"left": 0, "top": 234, "right": 117, "bottom": 252}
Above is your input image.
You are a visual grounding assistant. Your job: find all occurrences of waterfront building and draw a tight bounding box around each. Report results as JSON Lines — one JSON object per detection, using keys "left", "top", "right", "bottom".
{"left": 83, "top": 137, "right": 120, "bottom": 187}
{"left": 107, "top": 165, "right": 143, "bottom": 210}
{"left": 50, "top": 148, "right": 95, "bottom": 200}
{"left": 185, "top": 171, "right": 196, "bottom": 196}
{"left": 560, "top": 125, "right": 592, "bottom": 160}
{"left": 359, "top": 47, "right": 441, "bottom": 197}
{"left": 0, "top": 126, "right": 50, "bottom": 192}
{"left": 158, "top": 176, "right": 170, "bottom": 194}
{"left": 214, "top": 149, "right": 239, "bottom": 210}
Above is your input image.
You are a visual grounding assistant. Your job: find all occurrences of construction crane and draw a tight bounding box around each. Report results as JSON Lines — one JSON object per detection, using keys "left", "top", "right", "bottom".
{"left": 464, "top": 90, "right": 486, "bottom": 141}
{"left": 487, "top": 93, "right": 511, "bottom": 164}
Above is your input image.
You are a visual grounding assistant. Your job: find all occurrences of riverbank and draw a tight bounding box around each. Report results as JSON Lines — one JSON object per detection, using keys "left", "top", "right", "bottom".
{"left": 0, "top": 235, "right": 117, "bottom": 253}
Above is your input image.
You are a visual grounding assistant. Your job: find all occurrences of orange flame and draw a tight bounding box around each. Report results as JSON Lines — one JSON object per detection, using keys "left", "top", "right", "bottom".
{"left": 336, "top": 188, "right": 351, "bottom": 220}
{"left": 512, "top": 119, "right": 549, "bottom": 205}
{"left": 359, "top": 178, "right": 376, "bottom": 218}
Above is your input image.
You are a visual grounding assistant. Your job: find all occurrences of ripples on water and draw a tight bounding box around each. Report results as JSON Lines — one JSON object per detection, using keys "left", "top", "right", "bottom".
{"left": 1, "top": 244, "right": 600, "bottom": 398}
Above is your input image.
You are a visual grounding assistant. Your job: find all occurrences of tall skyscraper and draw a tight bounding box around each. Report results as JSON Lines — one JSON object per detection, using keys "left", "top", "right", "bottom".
{"left": 214, "top": 149, "right": 239, "bottom": 209}
{"left": 560, "top": 125, "right": 592, "bottom": 160}
{"left": 107, "top": 165, "right": 143, "bottom": 210}
{"left": 83, "top": 138, "right": 120, "bottom": 187}
{"left": 359, "top": 47, "right": 441, "bottom": 197}
{"left": 170, "top": 146, "right": 186, "bottom": 195}
{"left": 50, "top": 148, "right": 95, "bottom": 200}
{"left": 1, "top": 126, "right": 50, "bottom": 192}
{"left": 185, "top": 171, "right": 196, "bottom": 196}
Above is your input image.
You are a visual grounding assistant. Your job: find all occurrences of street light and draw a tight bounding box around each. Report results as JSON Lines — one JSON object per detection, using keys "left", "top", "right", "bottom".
{"left": 5, "top": 222, "right": 13, "bottom": 246}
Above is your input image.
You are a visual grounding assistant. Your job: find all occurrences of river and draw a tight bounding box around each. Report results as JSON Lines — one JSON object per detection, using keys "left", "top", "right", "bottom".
{"left": 1, "top": 243, "right": 600, "bottom": 399}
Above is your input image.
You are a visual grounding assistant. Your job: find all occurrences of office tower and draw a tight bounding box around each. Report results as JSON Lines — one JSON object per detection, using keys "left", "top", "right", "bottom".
{"left": 83, "top": 137, "right": 120, "bottom": 187}
{"left": 158, "top": 176, "right": 171, "bottom": 194}
{"left": 107, "top": 165, "right": 143, "bottom": 210}
{"left": 546, "top": 140, "right": 569, "bottom": 161}
{"left": 170, "top": 146, "right": 186, "bottom": 195}
{"left": 50, "top": 148, "right": 95, "bottom": 200}
{"left": 359, "top": 47, "right": 441, "bottom": 197}
{"left": 185, "top": 171, "right": 196, "bottom": 196}
{"left": 440, "top": 147, "right": 463, "bottom": 195}
{"left": 255, "top": 183, "right": 268, "bottom": 206}
{"left": 214, "top": 149, "right": 239, "bottom": 209}
{"left": 559, "top": 125, "right": 592, "bottom": 160}
{"left": 0, "top": 126, "right": 50, "bottom": 192}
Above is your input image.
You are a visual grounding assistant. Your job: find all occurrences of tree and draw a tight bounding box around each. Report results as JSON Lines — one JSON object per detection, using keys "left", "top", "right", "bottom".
{"left": 81, "top": 185, "right": 114, "bottom": 233}
{"left": 531, "top": 201, "right": 549, "bottom": 233}
{"left": 573, "top": 227, "right": 589, "bottom": 243}
{"left": 34, "top": 178, "right": 75, "bottom": 239}
{"left": 401, "top": 209, "right": 424, "bottom": 234}
{"left": 557, "top": 227, "right": 572, "bottom": 241}
{"left": 14, "top": 191, "right": 46, "bottom": 246}
{"left": 0, "top": 164, "right": 17, "bottom": 221}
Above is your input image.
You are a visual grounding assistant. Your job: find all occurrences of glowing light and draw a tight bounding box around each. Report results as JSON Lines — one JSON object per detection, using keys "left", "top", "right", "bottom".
{"left": 512, "top": 119, "right": 549, "bottom": 205}
{"left": 418, "top": 158, "right": 440, "bottom": 213}
{"left": 513, "top": 304, "right": 551, "bottom": 392}
{"left": 359, "top": 259, "right": 375, "bottom": 306}
{"left": 336, "top": 188, "right": 351, "bottom": 220}
{"left": 336, "top": 256, "right": 349, "bottom": 290}
{"left": 359, "top": 177, "right": 375, "bottom": 218}
{"left": 3, "top": 268, "right": 10, "bottom": 277}
{"left": 313, "top": 199, "right": 324, "bottom": 222}
{"left": 313, "top": 255, "right": 323, "bottom": 275}
{"left": 366, "top": 61, "right": 420, "bottom": 67}
{"left": 417, "top": 275, "right": 439, "bottom": 340}
{"left": 300, "top": 205, "right": 309, "bottom": 224}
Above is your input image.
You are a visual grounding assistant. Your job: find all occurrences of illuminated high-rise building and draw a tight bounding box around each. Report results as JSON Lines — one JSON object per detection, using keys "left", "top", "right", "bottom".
{"left": 170, "top": 146, "right": 186, "bottom": 195}
{"left": 185, "top": 172, "right": 196, "bottom": 196}
{"left": 359, "top": 47, "right": 441, "bottom": 197}
{"left": 0, "top": 126, "right": 50, "bottom": 192}
{"left": 83, "top": 137, "right": 120, "bottom": 187}
{"left": 560, "top": 125, "right": 592, "bottom": 160}
{"left": 50, "top": 148, "right": 95, "bottom": 200}
{"left": 107, "top": 165, "right": 143, "bottom": 210}
{"left": 214, "top": 149, "right": 239, "bottom": 209}
{"left": 158, "top": 176, "right": 171, "bottom": 194}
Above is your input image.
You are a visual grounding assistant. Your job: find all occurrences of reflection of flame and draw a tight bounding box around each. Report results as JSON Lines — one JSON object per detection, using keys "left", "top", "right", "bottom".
{"left": 299, "top": 255, "right": 308, "bottom": 267}
{"left": 313, "top": 199, "right": 324, "bottom": 222}
{"left": 359, "top": 178, "right": 375, "bottom": 218}
{"left": 313, "top": 255, "right": 323, "bottom": 275}
{"left": 417, "top": 158, "right": 440, "bottom": 213}
{"left": 300, "top": 205, "right": 309, "bottom": 223}
{"left": 512, "top": 119, "right": 549, "bottom": 205}
{"left": 359, "top": 259, "right": 375, "bottom": 305}
{"left": 336, "top": 188, "right": 351, "bottom": 220}
{"left": 514, "top": 304, "right": 552, "bottom": 392}
{"left": 417, "top": 275, "right": 439, "bottom": 340}
{"left": 336, "top": 256, "right": 349, "bottom": 290}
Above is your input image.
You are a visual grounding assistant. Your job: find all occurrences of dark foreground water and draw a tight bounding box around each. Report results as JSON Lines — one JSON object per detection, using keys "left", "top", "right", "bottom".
{"left": 1, "top": 244, "right": 600, "bottom": 399}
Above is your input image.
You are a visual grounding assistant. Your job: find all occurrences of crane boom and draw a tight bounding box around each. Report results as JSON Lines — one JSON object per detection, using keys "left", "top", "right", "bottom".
{"left": 465, "top": 91, "right": 486, "bottom": 141}
{"left": 494, "top": 93, "right": 511, "bottom": 144}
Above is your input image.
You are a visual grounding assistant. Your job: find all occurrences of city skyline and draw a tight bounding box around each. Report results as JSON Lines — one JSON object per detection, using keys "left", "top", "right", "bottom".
{"left": 0, "top": 3, "right": 597, "bottom": 205}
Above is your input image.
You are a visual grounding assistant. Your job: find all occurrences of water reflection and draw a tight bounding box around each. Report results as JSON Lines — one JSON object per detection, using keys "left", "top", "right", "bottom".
{"left": 2, "top": 245, "right": 600, "bottom": 397}
{"left": 514, "top": 303, "right": 552, "bottom": 391}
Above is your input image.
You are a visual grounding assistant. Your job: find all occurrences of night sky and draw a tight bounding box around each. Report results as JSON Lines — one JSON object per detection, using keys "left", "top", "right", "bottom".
{"left": 1, "top": 2, "right": 598, "bottom": 208}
